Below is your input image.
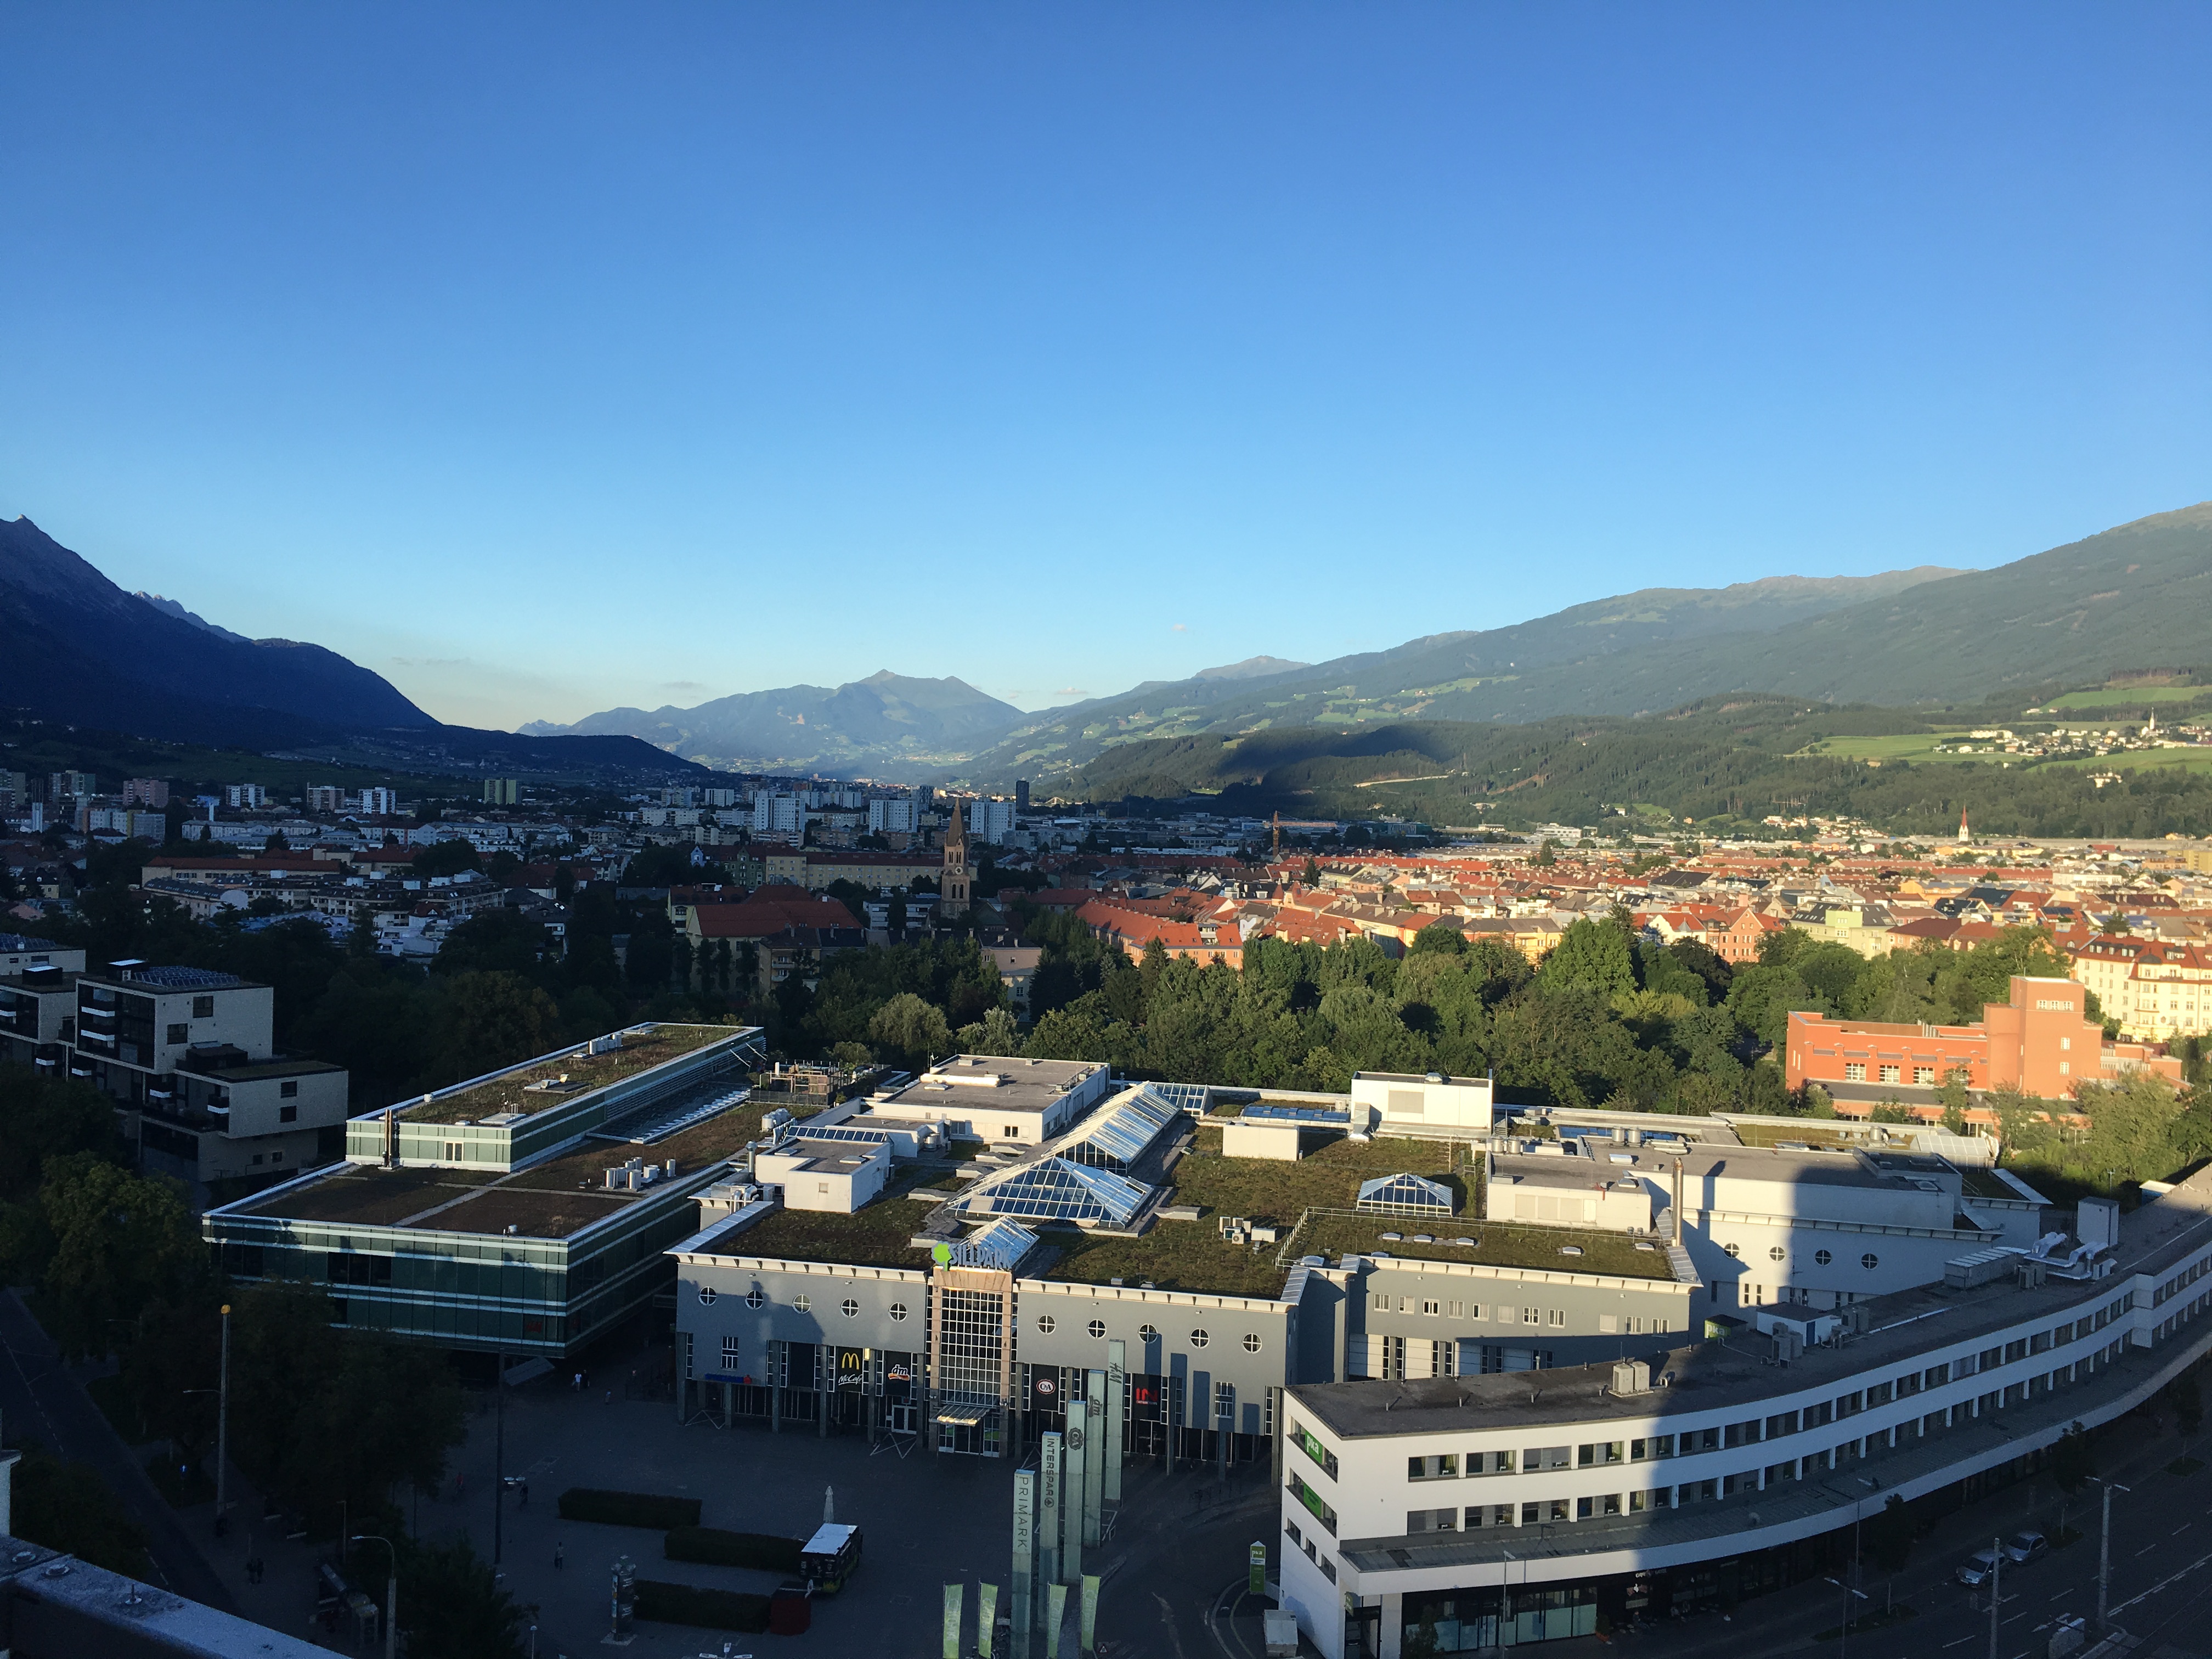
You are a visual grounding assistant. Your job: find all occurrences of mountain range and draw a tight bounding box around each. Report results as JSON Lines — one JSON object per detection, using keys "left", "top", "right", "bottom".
{"left": 0, "top": 517, "right": 710, "bottom": 784}
{"left": 521, "top": 670, "right": 1028, "bottom": 775}
{"left": 535, "top": 503, "right": 2212, "bottom": 786}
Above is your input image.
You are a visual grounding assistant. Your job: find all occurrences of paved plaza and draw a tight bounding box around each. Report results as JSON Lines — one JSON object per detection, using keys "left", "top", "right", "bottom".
{"left": 184, "top": 1362, "right": 1288, "bottom": 1658}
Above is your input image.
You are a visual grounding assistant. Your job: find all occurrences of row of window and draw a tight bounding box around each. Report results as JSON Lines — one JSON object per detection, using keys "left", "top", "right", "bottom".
{"left": 1355, "top": 1299, "right": 2140, "bottom": 1487}
{"left": 1840, "top": 1064, "right": 1950, "bottom": 1085}
{"left": 1369, "top": 1293, "right": 1668, "bottom": 1334}
{"left": 697, "top": 1286, "right": 1266, "bottom": 1352}
{"left": 1383, "top": 1349, "right": 2135, "bottom": 1534}
{"left": 1722, "top": 1243, "right": 1881, "bottom": 1270}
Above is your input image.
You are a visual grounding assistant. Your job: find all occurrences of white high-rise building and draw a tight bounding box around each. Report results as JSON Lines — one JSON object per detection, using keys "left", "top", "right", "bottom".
{"left": 867, "top": 797, "right": 918, "bottom": 835}
{"left": 967, "top": 799, "right": 1019, "bottom": 843}
{"left": 752, "top": 791, "right": 804, "bottom": 834}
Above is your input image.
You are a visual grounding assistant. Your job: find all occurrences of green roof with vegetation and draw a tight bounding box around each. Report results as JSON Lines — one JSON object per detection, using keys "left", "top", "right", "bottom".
{"left": 240, "top": 1105, "right": 759, "bottom": 1239}
{"left": 1042, "top": 1128, "right": 1471, "bottom": 1297}
{"left": 1300, "top": 1213, "right": 1677, "bottom": 1280}
{"left": 714, "top": 1169, "right": 943, "bottom": 1270}
{"left": 397, "top": 1026, "right": 736, "bottom": 1125}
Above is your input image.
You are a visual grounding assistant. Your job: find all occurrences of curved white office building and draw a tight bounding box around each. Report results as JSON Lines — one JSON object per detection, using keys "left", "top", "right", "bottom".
{"left": 1278, "top": 1165, "right": 2212, "bottom": 1658}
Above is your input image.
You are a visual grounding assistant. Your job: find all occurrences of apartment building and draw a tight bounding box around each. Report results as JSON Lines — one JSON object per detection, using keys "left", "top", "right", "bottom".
{"left": 2068, "top": 933, "right": 2212, "bottom": 1041}
{"left": 70, "top": 962, "right": 351, "bottom": 1183}
{"left": 968, "top": 798, "right": 1019, "bottom": 843}
{"left": 1786, "top": 974, "right": 2183, "bottom": 1100}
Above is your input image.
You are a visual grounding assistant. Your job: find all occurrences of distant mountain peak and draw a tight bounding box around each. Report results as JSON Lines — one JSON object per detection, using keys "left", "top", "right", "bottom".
{"left": 135, "top": 591, "right": 251, "bottom": 644}
{"left": 0, "top": 514, "right": 436, "bottom": 737}
{"left": 1194, "top": 656, "right": 1312, "bottom": 681}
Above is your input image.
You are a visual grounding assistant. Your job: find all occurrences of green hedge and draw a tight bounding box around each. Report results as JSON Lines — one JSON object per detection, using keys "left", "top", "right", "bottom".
{"left": 663, "top": 1527, "right": 803, "bottom": 1573}
{"left": 555, "top": 1488, "right": 702, "bottom": 1530}
{"left": 634, "top": 1579, "right": 771, "bottom": 1632}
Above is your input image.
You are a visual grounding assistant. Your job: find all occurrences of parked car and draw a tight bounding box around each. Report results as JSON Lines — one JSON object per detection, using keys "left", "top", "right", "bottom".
{"left": 2002, "top": 1531, "right": 2049, "bottom": 1564}
{"left": 1956, "top": 1548, "right": 2003, "bottom": 1587}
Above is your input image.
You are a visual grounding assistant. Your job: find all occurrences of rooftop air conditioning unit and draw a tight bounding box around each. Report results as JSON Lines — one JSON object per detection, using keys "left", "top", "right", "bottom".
{"left": 1611, "top": 1360, "right": 1651, "bottom": 1395}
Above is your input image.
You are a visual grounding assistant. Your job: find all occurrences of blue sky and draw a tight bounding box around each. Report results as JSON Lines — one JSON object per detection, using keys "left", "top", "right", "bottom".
{"left": 4, "top": 4, "right": 2209, "bottom": 730}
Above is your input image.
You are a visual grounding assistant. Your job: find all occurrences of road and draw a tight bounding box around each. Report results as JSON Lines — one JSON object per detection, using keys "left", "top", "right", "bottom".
{"left": 1600, "top": 1402, "right": 2212, "bottom": 1659}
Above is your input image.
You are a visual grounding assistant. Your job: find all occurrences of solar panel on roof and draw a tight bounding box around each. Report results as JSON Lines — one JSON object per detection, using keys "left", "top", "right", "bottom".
{"left": 962, "top": 1155, "right": 1150, "bottom": 1227}
{"left": 124, "top": 966, "right": 245, "bottom": 990}
{"left": 1241, "top": 1104, "right": 1351, "bottom": 1127}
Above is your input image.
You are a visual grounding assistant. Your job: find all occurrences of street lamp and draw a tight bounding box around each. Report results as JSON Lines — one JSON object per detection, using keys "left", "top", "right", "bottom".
{"left": 2088, "top": 1477, "right": 2132, "bottom": 1634}
{"left": 216, "top": 1304, "right": 230, "bottom": 1532}
{"left": 349, "top": 1533, "right": 397, "bottom": 1659}
{"left": 1823, "top": 1577, "right": 1868, "bottom": 1659}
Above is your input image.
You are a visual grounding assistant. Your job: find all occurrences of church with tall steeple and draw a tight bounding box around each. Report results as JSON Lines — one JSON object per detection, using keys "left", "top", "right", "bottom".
{"left": 940, "top": 799, "right": 972, "bottom": 913}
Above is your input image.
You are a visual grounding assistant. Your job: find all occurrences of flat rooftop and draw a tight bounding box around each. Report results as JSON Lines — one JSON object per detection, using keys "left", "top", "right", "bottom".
{"left": 235, "top": 1107, "right": 758, "bottom": 1240}
{"left": 1293, "top": 1163, "right": 2212, "bottom": 1443}
{"left": 1498, "top": 1141, "right": 1949, "bottom": 1195}
{"left": 706, "top": 1166, "right": 946, "bottom": 1269}
{"left": 873, "top": 1056, "right": 1107, "bottom": 1121}
{"left": 396, "top": 1026, "right": 734, "bottom": 1125}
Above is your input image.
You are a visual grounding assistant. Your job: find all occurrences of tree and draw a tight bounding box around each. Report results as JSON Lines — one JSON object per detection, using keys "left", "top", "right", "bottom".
{"left": 2052, "top": 1422, "right": 2096, "bottom": 1494}
{"left": 1409, "top": 921, "right": 1468, "bottom": 956}
{"left": 436, "top": 911, "right": 550, "bottom": 979}
{"left": 393, "top": 1536, "right": 527, "bottom": 1659}
{"left": 412, "top": 839, "right": 482, "bottom": 879}
{"left": 954, "top": 1007, "right": 1023, "bottom": 1056}
{"left": 1938, "top": 1068, "right": 1971, "bottom": 1134}
{"left": 11, "top": 1444, "right": 149, "bottom": 1577}
{"left": 229, "top": 1282, "right": 465, "bottom": 1528}
{"left": 430, "top": 972, "right": 560, "bottom": 1084}
{"left": 1536, "top": 917, "right": 1635, "bottom": 1000}
{"left": 870, "top": 992, "right": 950, "bottom": 1070}
{"left": 1862, "top": 1493, "right": 1916, "bottom": 1573}
{"left": 35, "top": 1155, "right": 208, "bottom": 1361}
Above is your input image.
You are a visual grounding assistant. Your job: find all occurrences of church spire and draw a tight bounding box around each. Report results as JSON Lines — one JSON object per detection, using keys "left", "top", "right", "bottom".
{"left": 941, "top": 798, "right": 972, "bottom": 913}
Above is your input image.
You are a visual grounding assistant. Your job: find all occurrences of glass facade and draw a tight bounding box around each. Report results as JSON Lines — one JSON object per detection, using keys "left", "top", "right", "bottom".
{"left": 206, "top": 1178, "right": 711, "bottom": 1356}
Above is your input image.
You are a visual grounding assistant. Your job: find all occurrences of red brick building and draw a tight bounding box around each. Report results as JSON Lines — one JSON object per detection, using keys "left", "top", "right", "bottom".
{"left": 1786, "top": 974, "right": 2183, "bottom": 1100}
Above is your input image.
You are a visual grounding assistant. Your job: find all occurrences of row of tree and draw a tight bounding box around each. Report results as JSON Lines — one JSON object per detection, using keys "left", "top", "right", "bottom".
{"left": 0, "top": 1063, "right": 523, "bottom": 1655}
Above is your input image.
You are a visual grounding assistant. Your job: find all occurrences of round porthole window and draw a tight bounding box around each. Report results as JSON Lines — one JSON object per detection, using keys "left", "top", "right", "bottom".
{"left": 1768, "top": 1246, "right": 1785, "bottom": 1262}
{"left": 1190, "top": 1329, "right": 1210, "bottom": 1348}
{"left": 1139, "top": 1323, "right": 1159, "bottom": 1340}
{"left": 793, "top": 1294, "right": 811, "bottom": 1314}
{"left": 1861, "top": 1253, "right": 1880, "bottom": 1271}
{"left": 697, "top": 1286, "right": 717, "bottom": 1305}
{"left": 842, "top": 1299, "right": 860, "bottom": 1318}
{"left": 889, "top": 1302, "right": 909, "bottom": 1322}
{"left": 1037, "top": 1314, "right": 1057, "bottom": 1335}
{"left": 1088, "top": 1319, "right": 1107, "bottom": 1340}
{"left": 1814, "top": 1250, "right": 1832, "bottom": 1267}
{"left": 1723, "top": 1243, "right": 1741, "bottom": 1259}
{"left": 1243, "top": 1333, "right": 1262, "bottom": 1353}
